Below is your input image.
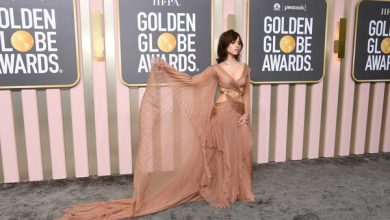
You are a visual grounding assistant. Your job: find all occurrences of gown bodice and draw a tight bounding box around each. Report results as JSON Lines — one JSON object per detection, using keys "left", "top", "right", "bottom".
{"left": 212, "top": 64, "right": 249, "bottom": 102}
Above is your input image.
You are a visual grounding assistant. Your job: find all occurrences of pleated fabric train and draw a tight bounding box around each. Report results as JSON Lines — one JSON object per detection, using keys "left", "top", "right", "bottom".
{"left": 56, "top": 60, "right": 255, "bottom": 220}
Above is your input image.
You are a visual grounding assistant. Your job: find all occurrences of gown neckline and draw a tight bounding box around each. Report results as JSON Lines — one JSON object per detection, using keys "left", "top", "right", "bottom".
{"left": 215, "top": 64, "right": 246, "bottom": 84}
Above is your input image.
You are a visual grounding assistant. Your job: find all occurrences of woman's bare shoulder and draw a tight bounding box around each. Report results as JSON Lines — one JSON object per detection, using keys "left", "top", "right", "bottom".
{"left": 238, "top": 63, "right": 250, "bottom": 72}
{"left": 240, "top": 63, "right": 250, "bottom": 68}
{"left": 241, "top": 63, "right": 251, "bottom": 72}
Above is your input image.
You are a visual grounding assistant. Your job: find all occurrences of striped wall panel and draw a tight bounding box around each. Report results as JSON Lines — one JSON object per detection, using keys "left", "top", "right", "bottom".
{"left": 0, "top": 0, "right": 389, "bottom": 183}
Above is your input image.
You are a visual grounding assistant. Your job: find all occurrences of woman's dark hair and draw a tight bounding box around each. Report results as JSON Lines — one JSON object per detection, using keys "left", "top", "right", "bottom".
{"left": 216, "top": 29, "right": 243, "bottom": 64}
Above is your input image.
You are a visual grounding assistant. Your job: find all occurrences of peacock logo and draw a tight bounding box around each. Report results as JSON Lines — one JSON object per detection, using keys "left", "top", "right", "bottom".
{"left": 273, "top": 3, "right": 281, "bottom": 11}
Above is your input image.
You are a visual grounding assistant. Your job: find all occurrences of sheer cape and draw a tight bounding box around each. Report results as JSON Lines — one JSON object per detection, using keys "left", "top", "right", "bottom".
{"left": 56, "top": 61, "right": 226, "bottom": 219}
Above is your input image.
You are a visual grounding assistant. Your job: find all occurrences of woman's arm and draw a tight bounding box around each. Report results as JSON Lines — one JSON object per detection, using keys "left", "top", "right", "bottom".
{"left": 154, "top": 58, "right": 216, "bottom": 85}
{"left": 190, "top": 66, "right": 217, "bottom": 85}
{"left": 238, "top": 65, "right": 251, "bottom": 131}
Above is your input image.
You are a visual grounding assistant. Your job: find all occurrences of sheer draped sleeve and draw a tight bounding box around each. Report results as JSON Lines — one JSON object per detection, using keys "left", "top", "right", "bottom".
{"left": 131, "top": 61, "right": 219, "bottom": 215}
{"left": 55, "top": 61, "right": 218, "bottom": 219}
{"left": 153, "top": 61, "right": 218, "bottom": 135}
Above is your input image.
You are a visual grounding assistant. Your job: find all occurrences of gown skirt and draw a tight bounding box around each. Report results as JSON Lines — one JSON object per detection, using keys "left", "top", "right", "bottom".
{"left": 200, "top": 95, "right": 255, "bottom": 208}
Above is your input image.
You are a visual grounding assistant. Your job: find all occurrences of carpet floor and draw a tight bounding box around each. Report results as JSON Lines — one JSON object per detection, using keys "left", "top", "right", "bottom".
{"left": 1, "top": 153, "right": 389, "bottom": 220}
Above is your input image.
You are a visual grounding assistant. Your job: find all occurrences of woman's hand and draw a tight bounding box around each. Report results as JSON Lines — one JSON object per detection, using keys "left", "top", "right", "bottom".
{"left": 237, "top": 113, "right": 249, "bottom": 131}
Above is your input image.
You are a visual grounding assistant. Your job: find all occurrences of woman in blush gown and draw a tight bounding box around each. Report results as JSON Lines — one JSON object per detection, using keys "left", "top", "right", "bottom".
{"left": 56, "top": 29, "right": 255, "bottom": 220}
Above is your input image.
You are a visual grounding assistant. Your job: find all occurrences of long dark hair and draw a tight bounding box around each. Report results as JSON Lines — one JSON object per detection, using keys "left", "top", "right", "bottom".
{"left": 216, "top": 29, "right": 243, "bottom": 64}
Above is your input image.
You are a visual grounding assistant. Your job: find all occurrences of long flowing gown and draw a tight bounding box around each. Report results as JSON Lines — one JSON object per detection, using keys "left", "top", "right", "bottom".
{"left": 56, "top": 61, "right": 255, "bottom": 220}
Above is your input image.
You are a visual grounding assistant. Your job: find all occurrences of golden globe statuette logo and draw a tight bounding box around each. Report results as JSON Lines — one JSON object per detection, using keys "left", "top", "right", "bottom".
{"left": 11, "top": 30, "right": 34, "bottom": 52}
{"left": 157, "top": 32, "right": 177, "bottom": 53}
{"left": 279, "top": 35, "right": 296, "bottom": 54}
{"left": 381, "top": 37, "right": 390, "bottom": 55}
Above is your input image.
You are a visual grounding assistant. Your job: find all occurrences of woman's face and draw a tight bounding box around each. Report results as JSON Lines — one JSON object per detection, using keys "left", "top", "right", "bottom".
{"left": 226, "top": 37, "right": 242, "bottom": 56}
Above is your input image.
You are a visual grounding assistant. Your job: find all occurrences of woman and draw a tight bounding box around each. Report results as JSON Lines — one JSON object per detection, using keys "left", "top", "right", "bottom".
{"left": 57, "top": 29, "right": 255, "bottom": 220}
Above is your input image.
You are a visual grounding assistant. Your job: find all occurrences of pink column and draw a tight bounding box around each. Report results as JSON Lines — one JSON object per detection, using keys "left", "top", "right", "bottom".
{"left": 70, "top": 83, "right": 90, "bottom": 177}
{"left": 223, "top": 0, "right": 235, "bottom": 31}
{"left": 274, "top": 85, "right": 289, "bottom": 162}
{"left": 290, "top": 84, "right": 306, "bottom": 160}
{"left": 306, "top": 81, "right": 324, "bottom": 159}
{"left": 46, "top": 89, "right": 67, "bottom": 179}
{"left": 71, "top": 0, "right": 90, "bottom": 178}
{"left": 351, "top": 83, "right": 370, "bottom": 154}
{"left": 0, "top": 91, "right": 19, "bottom": 183}
{"left": 240, "top": 0, "right": 248, "bottom": 62}
{"left": 113, "top": 0, "right": 132, "bottom": 174}
{"left": 336, "top": 0, "right": 360, "bottom": 156}
{"left": 70, "top": 80, "right": 90, "bottom": 177}
{"left": 91, "top": 61, "right": 111, "bottom": 175}
{"left": 257, "top": 85, "right": 271, "bottom": 163}
{"left": 322, "top": 0, "right": 344, "bottom": 157}
{"left": 366, "top": 83, "right": 386, "bottom": 153}
{"left": 21, "top": 90, "right": 43, "bottom": 181}
{"left": 116, "top": 84, "right": 132, "bottom": 174}
{"left": 381, "top": 85, "right": 390, "bottom": 152}
{"left": 90, "top": 0, "right": 111, "bottom": 176}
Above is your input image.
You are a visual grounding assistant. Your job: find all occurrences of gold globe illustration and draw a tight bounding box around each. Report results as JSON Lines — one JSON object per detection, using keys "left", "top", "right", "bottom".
{"left": 279, "top": 35, "right": 296, "bottom": 54}
{"left": 11, "top": 30, "right": 34, "bottom": 52}
{"left": 158, "top": 33, "right": 176, "bottom": 53}
{"left": 380, "top": 37, "right": 390, "bottom": 54}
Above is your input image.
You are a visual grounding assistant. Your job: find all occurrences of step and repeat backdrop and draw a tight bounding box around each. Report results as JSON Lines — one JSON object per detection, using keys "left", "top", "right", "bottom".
{"left": 1, "top": 0, "right": 389, "bottom": 88}
{"left": 0, "top": 0, "right": 389, "bottom": 183}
